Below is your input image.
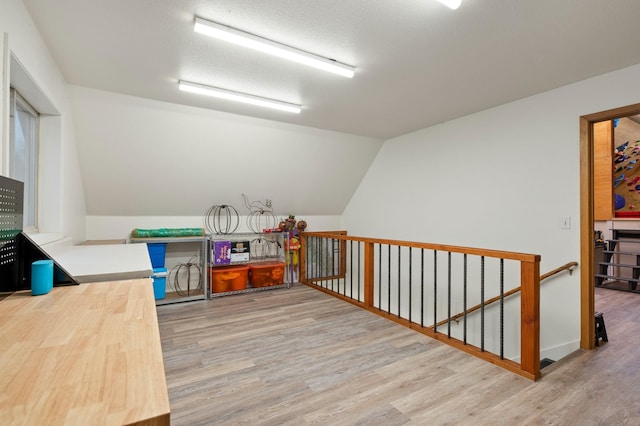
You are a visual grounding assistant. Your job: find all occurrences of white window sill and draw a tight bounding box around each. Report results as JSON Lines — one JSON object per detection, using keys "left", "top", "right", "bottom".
{"left": 24, "top": 232, "right": 66, "bottom": 246}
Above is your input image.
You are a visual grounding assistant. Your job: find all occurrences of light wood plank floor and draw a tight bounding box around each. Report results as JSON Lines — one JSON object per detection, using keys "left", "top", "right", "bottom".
{"left": 157, "top": 285, "right": 640, "bottom": 425}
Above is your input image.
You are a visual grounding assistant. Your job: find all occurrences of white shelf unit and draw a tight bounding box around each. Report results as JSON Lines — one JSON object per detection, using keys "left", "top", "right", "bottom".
{"left": 130, "top": 236, "right": 208, "bottom": 305}
{"left": 208, "top": 232, "right": 291, "bottom": 298}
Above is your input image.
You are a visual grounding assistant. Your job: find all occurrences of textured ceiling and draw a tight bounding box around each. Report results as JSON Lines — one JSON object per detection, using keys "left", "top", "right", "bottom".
{"left": 22, "top": 0, "right": 640, "bottom": 139}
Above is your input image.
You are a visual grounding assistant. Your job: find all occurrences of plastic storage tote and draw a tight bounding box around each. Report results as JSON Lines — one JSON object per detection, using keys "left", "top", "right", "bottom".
{"left": 152, "top": 267, "right": 167, "bottom": 300}
{"left": 249, "top": 262, "right": 285, "bottom": 287}
{"left": 210, "top": 265, "right": 249, "bottom": 293}
{"left": 147, "top": 243, "right": 167, "bottom": 268}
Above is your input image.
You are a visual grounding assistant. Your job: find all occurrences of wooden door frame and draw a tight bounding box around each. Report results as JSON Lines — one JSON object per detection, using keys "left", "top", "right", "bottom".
{"left": 580, "top": 103, "right": 640, "bottom": 349}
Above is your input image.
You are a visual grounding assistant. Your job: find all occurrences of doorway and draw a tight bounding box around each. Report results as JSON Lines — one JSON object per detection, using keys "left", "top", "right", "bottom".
{"left": 580, "top": 102, "right": 640, "bottom": 349}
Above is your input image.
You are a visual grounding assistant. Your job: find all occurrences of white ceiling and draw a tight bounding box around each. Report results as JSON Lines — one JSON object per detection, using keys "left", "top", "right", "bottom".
{"left": 22, "top": 0, "right": 640, "bottom": 139}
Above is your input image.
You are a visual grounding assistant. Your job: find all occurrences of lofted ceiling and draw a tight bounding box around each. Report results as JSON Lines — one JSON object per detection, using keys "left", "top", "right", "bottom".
{"left": 22, "top": 0, "right": 640, "bottom": 139}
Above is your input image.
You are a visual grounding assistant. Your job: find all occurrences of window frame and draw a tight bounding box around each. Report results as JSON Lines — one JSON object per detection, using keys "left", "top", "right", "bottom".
{"left": 8, "top": 87, "right": 39, "bottom": 232}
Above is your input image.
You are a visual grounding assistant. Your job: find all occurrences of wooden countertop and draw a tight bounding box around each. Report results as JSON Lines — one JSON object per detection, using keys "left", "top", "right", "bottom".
{"left": 0, "top": 279, "right": 170, "bottom": 425}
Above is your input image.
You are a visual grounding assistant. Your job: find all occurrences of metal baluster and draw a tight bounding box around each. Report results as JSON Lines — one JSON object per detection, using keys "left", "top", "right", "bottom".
{"left": 312, "top": 237, "right": 316, "bottom": 286}
{"left": 318, "top": 238, "right": 327, "bottom": 287}
{"left": 409, "top": 247, "right": 412, "bottom": 324}
{"left": 500, "top": 258, "right": 504, "bottom": 360}
{"left": 447, "top": 251, "right": 452, "bottom": 338}
{"left": 315, "top": 237, "right": 319, "bottom": 287}
{"left": 349, "top": 240, "right": 353, "bottom": 298}
{"left": 433, "top": 250, "right": 438, "bottom": 332}
{"left": 307, "top": 236, "right": 311, "bottom": 284}
{"left": 331, "top": 238, "right": 335, "bottom": 292}
{"left": 336, "top": 239, "right": 340, "bottom": 295}
{"left": 378, "top": 244, "right": 382, "bottom": 310}
{"left": 463, "top": 253, "right": 468, "bottom": 344}
{"left": 387, "top": 244, "right": 391, "bottom": 314}
{"left": 319, "top": 238, "right": 323, "bottom": 288}
{"left": 326, "top": 238, "right": 330, "bottom": 290}
{"left": 357, "top": 241, "right": 361, "bottom": 301}
{"left": 421, "top": 249, "right": 424, "bottom": 328}
{"left": 309, "top": 236, "right": 313, "bottom": 284}
{"left": 397, "top": 245, "right": 401, "bottom": 318}
{"left": 481, "top": 256, "right": 485, "bottom": 352}
{"left": 318, "top": 237, "right": 321, "bottom": 287}
{"left": 324, "top": 238, "right": 328, "bottom": 289}
{"left": 336, "top": 238, "right": 340, "bottom": 294}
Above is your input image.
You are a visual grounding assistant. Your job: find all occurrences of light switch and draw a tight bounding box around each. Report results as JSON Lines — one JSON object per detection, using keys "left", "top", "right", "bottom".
{"left": 560, "top": 216, "right": 571, "bottom": 229}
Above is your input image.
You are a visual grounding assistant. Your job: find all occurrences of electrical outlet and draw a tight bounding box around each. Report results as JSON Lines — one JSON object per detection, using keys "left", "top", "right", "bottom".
{"left": 560, "top": 216, "right": 571, "bottom": 229}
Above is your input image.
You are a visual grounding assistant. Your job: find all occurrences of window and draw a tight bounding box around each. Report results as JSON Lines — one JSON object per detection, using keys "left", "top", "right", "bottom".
{"left": 9, "top": 88, "right": 39, "bottom": 230}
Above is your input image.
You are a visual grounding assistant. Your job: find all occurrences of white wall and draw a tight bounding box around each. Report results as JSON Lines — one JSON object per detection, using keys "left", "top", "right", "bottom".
{"left": 70, "top": 86, "right": 382, "bottom": 240}
{"left": 1, "top": 33, "right": 7, "bottom": 171}
{"left": 343, "top": 63, "right": 640, "bottom": 360}
{"left": 0, "top": 0, "right": 86, "bottom": 242}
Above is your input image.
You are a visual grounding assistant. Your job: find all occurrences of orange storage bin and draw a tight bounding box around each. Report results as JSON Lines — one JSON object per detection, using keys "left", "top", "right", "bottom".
{"left": 249, "top": 262, "right": 285, "bottom": 287}
{"left": 210, "top": 265, "right": 248, "bottom": 293}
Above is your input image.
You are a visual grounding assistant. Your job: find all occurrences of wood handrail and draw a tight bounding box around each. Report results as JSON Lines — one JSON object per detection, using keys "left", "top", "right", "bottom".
{"left": 434, "top": 261, "right": 578, "bottom": 328}
{"left": 540, "top": 261, "right": 578, "bottom": 281}
{"left": 301, "top": 231, "right": 540, "bottom": 263}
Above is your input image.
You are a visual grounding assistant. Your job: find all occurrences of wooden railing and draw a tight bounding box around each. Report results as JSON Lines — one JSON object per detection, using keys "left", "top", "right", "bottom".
{"left": 299, "top": 231, "right": 542, "bottom": 381}
{"left": 435, "top": 261, "right": 578, "bottom": 327}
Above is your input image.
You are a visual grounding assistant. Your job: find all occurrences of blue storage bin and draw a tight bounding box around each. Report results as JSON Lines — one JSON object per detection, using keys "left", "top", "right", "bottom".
{"left": 152, "top": 267, "right": 167, "bottom": 300}
{"left": 147, "top": 243, "right": 167, "bottom": 268}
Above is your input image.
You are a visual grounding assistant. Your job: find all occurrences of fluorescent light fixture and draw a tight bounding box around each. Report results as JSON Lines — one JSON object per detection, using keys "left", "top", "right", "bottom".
{"left": 194, "top": 17, "right": 355, "bottom": 78}
{"left": 437, "top": 0, "right": 462, "bottom": 9}
{"left": 178, "top": 80, "right": 301, "bottom": 114}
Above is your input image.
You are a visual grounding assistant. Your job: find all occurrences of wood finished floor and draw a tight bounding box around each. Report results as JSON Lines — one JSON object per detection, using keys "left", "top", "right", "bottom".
{"left": 157, "top": 285, "right": 640, "bottom": 425}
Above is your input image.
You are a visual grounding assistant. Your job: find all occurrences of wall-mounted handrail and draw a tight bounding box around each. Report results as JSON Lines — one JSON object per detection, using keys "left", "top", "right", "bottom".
{"left": 434, "top": 261, "right": 578, "bottom": 328}
{"left": 299, "top": 231, "right": 542, "bottom": 381}
{"left": 540, "top": 261, "right": 578, "bottom": 281}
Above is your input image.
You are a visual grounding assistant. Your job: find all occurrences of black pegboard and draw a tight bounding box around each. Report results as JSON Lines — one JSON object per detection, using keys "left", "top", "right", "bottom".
{"left": 0, "top": 175, "right": 23, "bottom": 290}
{"left": 0, "top": 176, "right": 76, "bottom": 292}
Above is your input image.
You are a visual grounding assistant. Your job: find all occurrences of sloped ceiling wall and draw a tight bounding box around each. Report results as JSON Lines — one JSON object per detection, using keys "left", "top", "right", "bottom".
{"left": 70, "top": 86, "right": 383, "bottom": 218}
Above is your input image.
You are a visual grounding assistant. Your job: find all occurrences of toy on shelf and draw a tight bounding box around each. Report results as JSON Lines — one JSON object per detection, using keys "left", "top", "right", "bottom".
{"left": 279, "top": 215, "right": 297, "bottom": 233}
{"left": 285, "top": 233, "right": 301, "bottom": 282}
{"left": 279, "top": 215, "right": 307, "bottom": 283}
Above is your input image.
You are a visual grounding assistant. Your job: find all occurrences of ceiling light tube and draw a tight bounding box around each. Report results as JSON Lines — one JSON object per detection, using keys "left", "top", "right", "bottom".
{"left": 194, "top": 17, "right": 355, "bottom": 78}
{"left": 178, "top": 80, "right": 301, "bottom": 114}
{"left": 437, "top": 0, "right": 462, "bottom": 9}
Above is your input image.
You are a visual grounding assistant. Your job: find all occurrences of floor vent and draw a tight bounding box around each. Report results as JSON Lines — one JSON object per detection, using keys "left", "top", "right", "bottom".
{"left": 540, "top": 358, "right": 555, "bottom": 369}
